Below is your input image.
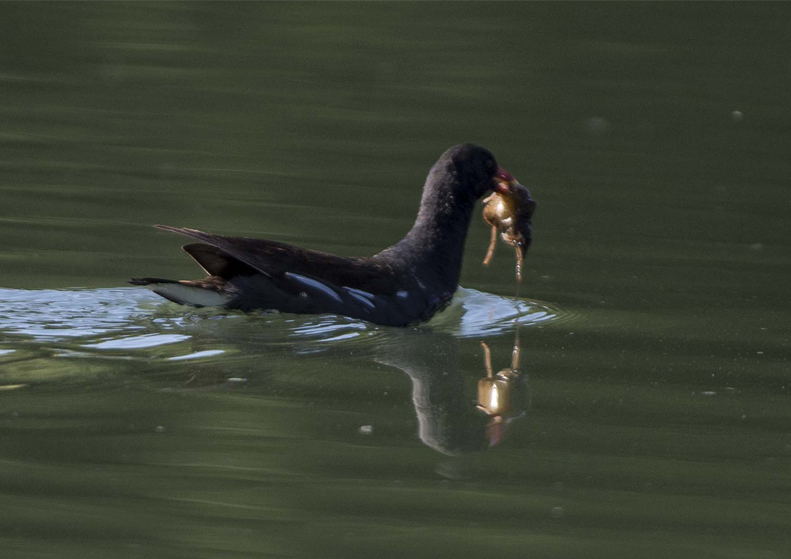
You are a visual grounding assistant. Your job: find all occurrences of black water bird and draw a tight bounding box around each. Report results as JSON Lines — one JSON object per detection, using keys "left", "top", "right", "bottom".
{"left": 131, "top": 144, "right": 530, "bottom": 327}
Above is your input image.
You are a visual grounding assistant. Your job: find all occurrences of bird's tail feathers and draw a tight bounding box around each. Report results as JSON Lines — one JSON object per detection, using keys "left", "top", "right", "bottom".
{"left": 129, "top": 277, "right": 233, "bottom": 307}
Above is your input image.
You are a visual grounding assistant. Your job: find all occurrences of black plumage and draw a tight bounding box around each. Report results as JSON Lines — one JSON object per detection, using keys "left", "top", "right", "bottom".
{"left": 131, "top": 144, "right": 519, "bottom": 327}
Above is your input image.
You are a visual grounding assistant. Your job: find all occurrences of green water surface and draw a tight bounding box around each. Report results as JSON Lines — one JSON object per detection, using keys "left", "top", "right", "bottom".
{"left": 1, "top": 3, "right": 790, "bottom": 559}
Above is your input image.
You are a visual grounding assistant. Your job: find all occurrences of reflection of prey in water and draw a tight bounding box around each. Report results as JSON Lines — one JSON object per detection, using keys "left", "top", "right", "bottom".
{"left": 376, "top": 327, "right": 528, "bottom": 456}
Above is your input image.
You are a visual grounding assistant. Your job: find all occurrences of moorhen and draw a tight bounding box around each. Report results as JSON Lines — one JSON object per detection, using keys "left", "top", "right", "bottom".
{"left": 130, "top": 144, "right": 532, "bottom": 327}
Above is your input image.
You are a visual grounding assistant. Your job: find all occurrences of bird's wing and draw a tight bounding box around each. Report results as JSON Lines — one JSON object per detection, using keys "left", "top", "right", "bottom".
{"left": 155, "top": 226, "right": 419, "bottom": 325}
{"left": 156, "top": 225, "right": 396, "bottom": 291}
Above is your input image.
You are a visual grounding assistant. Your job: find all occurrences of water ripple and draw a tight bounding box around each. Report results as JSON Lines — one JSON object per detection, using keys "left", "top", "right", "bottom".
{"left": 84, "top": 333, "right": 192, "bottom": 350}
{"left": 0, "top": 287, "right": 563, "bottom": 359}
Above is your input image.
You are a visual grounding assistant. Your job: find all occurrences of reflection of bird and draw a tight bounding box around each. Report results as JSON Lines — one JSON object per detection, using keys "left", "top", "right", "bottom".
{"left": 376, "top": 330, "right": 494, "bottom": 456}
{"left": 131, "top": 144, "right": 517, "bottom": 327}
{"left": 377, "top": 330, "right": 530, "bottom": 456}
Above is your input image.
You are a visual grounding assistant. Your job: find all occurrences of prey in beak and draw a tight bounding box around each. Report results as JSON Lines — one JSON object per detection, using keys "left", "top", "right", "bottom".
{"left": 483, "top": 167, "right": 537, "bottom": 282}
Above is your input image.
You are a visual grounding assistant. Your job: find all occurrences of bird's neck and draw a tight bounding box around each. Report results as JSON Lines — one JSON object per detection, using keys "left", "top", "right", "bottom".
{"left": 379, "top": 186, "right": 477, "bottom": 291}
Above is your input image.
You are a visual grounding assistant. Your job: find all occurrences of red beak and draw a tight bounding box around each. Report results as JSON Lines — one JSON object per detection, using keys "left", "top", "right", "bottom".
{"left": 493, "top": 167, "right": 518, "bottom": 194}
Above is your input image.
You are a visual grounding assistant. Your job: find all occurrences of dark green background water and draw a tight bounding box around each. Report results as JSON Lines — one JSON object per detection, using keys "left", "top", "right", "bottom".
{"left": 1, "top": 3, "right": 789, "bottom": 558}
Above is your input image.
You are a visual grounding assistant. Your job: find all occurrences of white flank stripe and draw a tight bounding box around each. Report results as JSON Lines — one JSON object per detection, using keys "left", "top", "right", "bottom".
{"left": 344, "top": 289, "right": 375, "bottom": 309}
{"left": 286, "top": 273, "right": 344, "bottom": 305}
{"left": 345, "top": 287, "right": 375, "bottom": 300}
